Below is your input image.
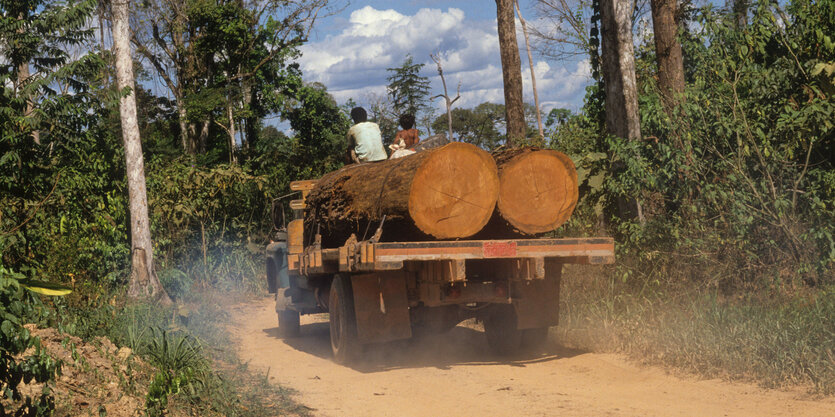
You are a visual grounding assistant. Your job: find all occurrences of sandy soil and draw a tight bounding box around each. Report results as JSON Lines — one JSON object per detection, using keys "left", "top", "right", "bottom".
{"left": 229, "top": 297, "right": 835, "bottom": 417}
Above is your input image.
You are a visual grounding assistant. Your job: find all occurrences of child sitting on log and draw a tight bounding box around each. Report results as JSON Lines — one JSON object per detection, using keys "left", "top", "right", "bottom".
{"left": 347, "top": 107, "right": 387, "bottom": 163}
{"left": 389, "top": 114, "right": 420, "bottom": 159}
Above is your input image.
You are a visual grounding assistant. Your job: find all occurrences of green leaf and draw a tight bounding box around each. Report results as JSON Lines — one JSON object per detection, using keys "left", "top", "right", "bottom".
{"left": 588, "top": 173, "right": 606, "bottom": 190}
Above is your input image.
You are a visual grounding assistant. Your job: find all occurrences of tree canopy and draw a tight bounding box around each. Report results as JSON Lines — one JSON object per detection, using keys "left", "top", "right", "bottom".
{"left": 386, "top": 54, "right": 431, "bottom": 118}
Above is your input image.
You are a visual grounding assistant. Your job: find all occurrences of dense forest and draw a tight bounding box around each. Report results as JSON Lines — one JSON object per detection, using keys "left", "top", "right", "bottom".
{"left": 2, "top": 0, "right": 834, "bottom": 414}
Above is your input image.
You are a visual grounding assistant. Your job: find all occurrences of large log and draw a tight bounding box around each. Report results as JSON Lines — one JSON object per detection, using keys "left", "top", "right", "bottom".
{"left": 305, "top": 142, "right": 499, "bottom": 246}
{"left": 489, "top": 147, "right": 578, "bottom": 235}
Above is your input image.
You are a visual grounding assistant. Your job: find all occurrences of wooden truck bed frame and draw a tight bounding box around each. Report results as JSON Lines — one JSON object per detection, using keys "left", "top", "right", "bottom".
{"left": 266, "top": 179, "right": 615, "bottom": 361}
{"left": 292, "top": 238, "right": 614, "bottom": 274}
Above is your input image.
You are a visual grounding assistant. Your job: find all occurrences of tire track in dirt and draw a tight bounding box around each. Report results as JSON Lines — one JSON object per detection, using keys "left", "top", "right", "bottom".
{"left": 229, "top": 297, "right": 835, "bottom": 417}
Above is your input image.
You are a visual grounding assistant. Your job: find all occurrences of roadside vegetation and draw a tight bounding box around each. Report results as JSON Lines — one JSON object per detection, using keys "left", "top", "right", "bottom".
{"left": 1, "top": 0, "right": 833, "bottom": 414}
{"left": 550, "top": 0, "right": 834, "bottom": 394}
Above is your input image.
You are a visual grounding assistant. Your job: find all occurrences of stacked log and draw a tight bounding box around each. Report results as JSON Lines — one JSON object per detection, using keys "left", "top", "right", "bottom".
{"left": 305, "top": 142, "right": 500, "bottom": 247}
{"left": 487, "top": 147, "right": 578, "bottom": 236}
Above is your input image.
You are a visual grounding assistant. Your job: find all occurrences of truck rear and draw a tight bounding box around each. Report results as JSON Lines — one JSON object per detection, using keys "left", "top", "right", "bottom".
{"left": 267, "top": 179, "right": 614, "bottom": 363}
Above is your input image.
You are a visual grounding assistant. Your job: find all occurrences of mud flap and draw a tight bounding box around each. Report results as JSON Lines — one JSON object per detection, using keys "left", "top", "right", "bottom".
{"left": 513, "top": 263, "right": 562, "bottom": 330}
{"left": 351, "top": 272, "right": 412, "bottom": 344}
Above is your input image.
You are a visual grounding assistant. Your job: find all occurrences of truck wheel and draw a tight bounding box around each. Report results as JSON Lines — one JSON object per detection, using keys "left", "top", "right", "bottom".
{"left": 484, "top": 304, "right": 522, "bottom": 355}
{"left": 329, "top": 275, "right": 362, "bottom": 364}
{"left": 277, "top": 310, "right": 300, "bottom": 338}
{"left": 521, "top": 327, "right": 549, "bottom": 350}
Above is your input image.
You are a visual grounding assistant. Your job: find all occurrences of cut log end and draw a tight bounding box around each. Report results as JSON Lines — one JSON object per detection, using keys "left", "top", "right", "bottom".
{"left": 409, "top": 142, "right": 499, "bottom": 239}
{"left": 496, "top": 149, "right": 578, "bottom": 234}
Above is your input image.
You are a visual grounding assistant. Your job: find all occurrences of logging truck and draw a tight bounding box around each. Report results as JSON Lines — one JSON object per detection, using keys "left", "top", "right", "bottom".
{"left": 266, "top": 142, "right": 614, "bottom": 363}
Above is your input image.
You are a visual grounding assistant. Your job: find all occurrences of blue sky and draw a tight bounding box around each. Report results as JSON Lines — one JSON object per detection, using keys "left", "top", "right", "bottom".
{"left": 296, "top": 0, "right": 592, "bottom": 115}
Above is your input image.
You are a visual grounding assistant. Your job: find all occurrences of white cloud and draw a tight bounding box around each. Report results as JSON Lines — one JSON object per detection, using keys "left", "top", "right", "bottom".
{"left": 297, "top": 5, "right": 590, "bottom": 113}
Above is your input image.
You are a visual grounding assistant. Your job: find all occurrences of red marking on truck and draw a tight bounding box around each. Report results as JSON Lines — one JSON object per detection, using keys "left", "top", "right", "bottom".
{"left": 482, "top": 241, "right": 517, "bottom": 258}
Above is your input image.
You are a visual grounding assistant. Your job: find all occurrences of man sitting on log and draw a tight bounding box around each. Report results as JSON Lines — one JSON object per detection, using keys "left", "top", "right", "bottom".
{"left": 346, "top": 107, "right": 387, "bottom": 164}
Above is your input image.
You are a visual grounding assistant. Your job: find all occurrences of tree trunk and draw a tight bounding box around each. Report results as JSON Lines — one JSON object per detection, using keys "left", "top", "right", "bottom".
{"left": 732, "top": 0, "right": 748, "bottom": 28}
{"left": 16, "top": 13, "right": 39, "bottom": 145}
{"left": 112, "top": 0, "right": 171, "bottom": 304}
{"left": 305, "top": 143, "right": 499, "bottom": 247}
{"left": 175, "top": 99, "right": 201, "bottom": 154}
{"left": 600, "top": 0, "right": 641, "bottom": 141}
{"left": 650, "top": 0, "right": 685, "bottom": 105}
{"left": 198, "top": 120, "right": 209, "bottom": 154}
{"left": 226, "top": 99, "right": 237, "bottom": 163}
{"left": 514, "top": 0, "right": 544, "bottom": 141}
{"left": 600, "top": 0, "right": 644, "bottom": 222}
{"left": 17, "top": 62, "right": 40, "bottom": 145}
{"left": 177, "top": 103, "right": 190, "bottom": 153}
{"left": 495, "top": 0, "right": 526, "bottom": 144}
{"left": 243, "top": 78, "right": 257, "bottom": 150}
{"left": 489, "top": 147, "right": 578, "bottom": 235}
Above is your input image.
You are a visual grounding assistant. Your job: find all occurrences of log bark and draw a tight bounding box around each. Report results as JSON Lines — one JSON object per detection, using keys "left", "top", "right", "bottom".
{"left": 489, "top": 147, "right": 578, "bottom": 235}
{"left": 306, "top": 142, "right": 499, "bottom": 246}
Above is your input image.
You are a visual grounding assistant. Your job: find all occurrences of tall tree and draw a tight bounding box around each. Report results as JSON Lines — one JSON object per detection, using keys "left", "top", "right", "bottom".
{"left": 131, "top": 0, "right": 324, "bottom": 156}
{"left": 285, "top": 83, "right": 350, "bottom": 177}
{"left": 386, "top": 55, "right": 431, "bottom": 116}
{"left": 112, "top": 0, "right": 171, "bottom": 303}
{"left": 431, "top": 103, "right": 504, "bottom": 149}
{"left": 650, "top": 0, "right": 685, "bottom": 105}
{"left": 599, "top": 0, "right": 641, "bottom": 141}
{"left": 1, "top": 0, "right": 103, "bottom": 269}
{"left": 2, "top": 0, "right": 98, "bottom": 149}
{"left": 495, "top": 0, "right": 527, "bottom": 144}
{"left": 514, "top": 0, "right": 544, "bottom": 140}
{"left": 131, "top": 0, "right": 204, "bottom": 154}
{"left": 600, "top": 0, "right": 643, "bottom": 221}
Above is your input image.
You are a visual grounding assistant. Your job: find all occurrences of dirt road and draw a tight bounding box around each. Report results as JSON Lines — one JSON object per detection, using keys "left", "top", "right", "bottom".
{"left": 230, "top": 297, "right": 835, "bottom": 417}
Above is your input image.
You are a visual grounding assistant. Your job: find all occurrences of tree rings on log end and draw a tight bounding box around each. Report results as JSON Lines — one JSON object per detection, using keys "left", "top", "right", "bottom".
{"left": 496, "top": 149, "right": 578, "bottom": 234}
{"left": 408, "top": 142, "right": 499, "bottom": 239}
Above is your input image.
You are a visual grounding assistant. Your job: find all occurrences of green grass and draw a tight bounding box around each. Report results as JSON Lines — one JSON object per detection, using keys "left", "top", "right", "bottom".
{"left": 558, "top": 265, "right": 835, "bottom": 394}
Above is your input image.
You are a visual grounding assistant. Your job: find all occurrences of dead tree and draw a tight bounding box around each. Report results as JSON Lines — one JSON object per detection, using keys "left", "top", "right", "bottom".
{"left": 430, "top": 53, "right": 461, "bottom": 141}
{"left": 514, "top": 0, "right": 545, "bottom": 140}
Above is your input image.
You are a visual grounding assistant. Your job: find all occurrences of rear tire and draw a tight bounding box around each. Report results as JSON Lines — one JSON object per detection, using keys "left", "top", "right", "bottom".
{"left": 329, "top": 275, "right": 362, "bottom": 364}
{"left": 277, "top": 310, "right": 300, "bottom": 338}
{"left": 484, "top": 304, "right": 522, "bottom": 355}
